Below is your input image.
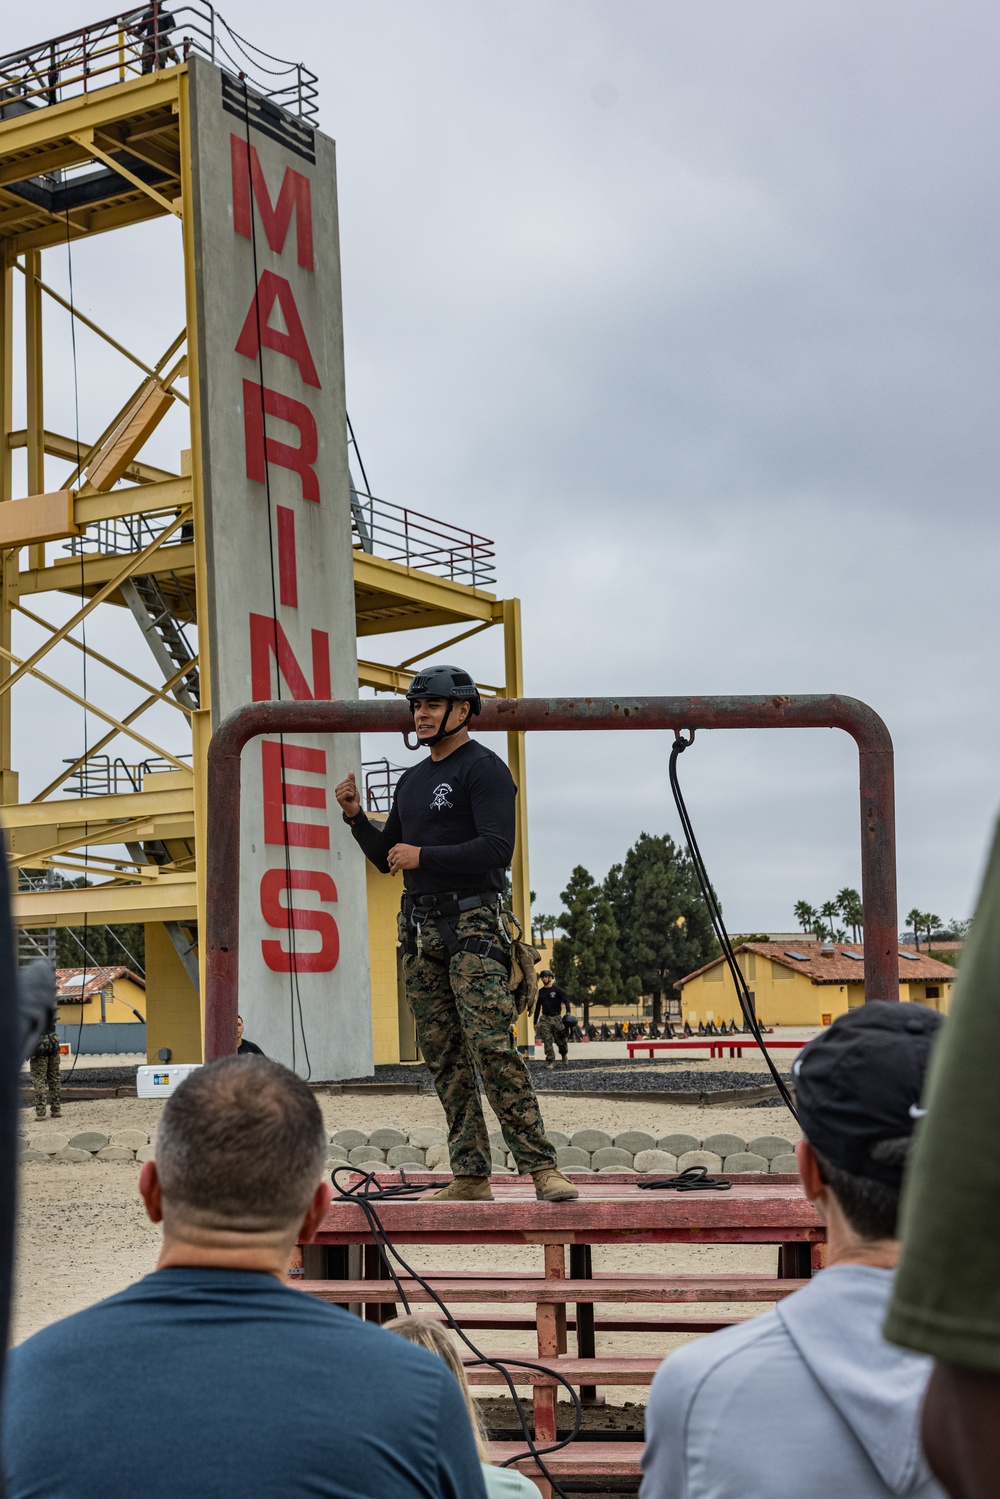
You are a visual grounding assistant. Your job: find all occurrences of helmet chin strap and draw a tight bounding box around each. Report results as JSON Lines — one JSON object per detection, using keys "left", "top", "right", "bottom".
{"left": 404, "top": 700, "right": 467, "bottom": 751}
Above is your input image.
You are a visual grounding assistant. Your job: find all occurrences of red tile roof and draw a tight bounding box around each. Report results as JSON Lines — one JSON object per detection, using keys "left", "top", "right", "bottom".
{"left": 55, "top": 966, "right": 145, "bottom": 1002}
{"left": 677, "top": 941, "right": 956, "bottom": 989}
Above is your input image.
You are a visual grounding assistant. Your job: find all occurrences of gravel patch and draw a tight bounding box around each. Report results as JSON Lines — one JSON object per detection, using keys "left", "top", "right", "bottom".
{"left": 338, "top": 1060, "right": 787, "bottom": 1095}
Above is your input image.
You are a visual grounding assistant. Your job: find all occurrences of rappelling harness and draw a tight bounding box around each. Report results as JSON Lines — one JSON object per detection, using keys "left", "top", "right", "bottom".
{"left": 401, "top": 889, "right": 511, "bottom": 969}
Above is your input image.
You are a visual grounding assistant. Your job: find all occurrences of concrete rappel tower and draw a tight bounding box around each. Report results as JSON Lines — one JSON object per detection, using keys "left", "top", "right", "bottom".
{"left": 0, "top": 5, "right": 530, "bottom": 1075}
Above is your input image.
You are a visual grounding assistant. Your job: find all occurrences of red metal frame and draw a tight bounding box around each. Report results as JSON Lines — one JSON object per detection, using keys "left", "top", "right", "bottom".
{"left": 204, "top": 693, "right": 896, "bottom": 1060}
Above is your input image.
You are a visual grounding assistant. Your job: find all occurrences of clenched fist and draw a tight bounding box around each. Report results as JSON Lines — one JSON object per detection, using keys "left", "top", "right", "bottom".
{"left": 335, "top": 770, "right": 361, "bottom": 819}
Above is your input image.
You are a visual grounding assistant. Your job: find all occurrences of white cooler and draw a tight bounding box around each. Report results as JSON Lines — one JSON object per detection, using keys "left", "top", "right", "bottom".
{"left": 136, "top": 1063, "right": 201, "bottom": 1099}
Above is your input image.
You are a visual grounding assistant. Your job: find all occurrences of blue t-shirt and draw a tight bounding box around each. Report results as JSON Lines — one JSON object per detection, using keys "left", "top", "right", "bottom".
{"left": 2, "top": 1267, "right": 487, "bottom": 1499}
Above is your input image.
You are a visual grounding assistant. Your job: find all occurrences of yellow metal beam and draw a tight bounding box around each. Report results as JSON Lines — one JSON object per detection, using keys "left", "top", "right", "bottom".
{"left": 12, "top": 193, "right": 167, "bottom": 255}
{"left": 12, "top": 815, "right": 163, "bottom": 867}
{"left": 7, "top": 429, "right": 178, "bottom": 485}
{"left": 17, "top": 538, "right": 195, "bottom": 599}
{"left": 16, "top": 603, "right": 192, "bottom": 716}
{"left": 82, "top": 382, "right": 175, "bottom": 493}
{"left": 61, "top": 329, "right": 186, "bottom": 489}
{"left": 353, "top": 550, "right": 497, "bottom": 629}
{"left": 71, "top": 130, "right": 181, "bottom": 219}
{"left": 15, "top": 872, "right": 197, "bottom": 929}
{"left": 4, "top": 782, "right": 193, "bottom": 832}
{"left": 32, "top": 659, "right": 197, "bottom": 802}
{"left": 502, "top": 598, "right": 531, "bottom": 942}
{"left": 0, "top": 491, "right": 76, "bottom": 549}
{"left": 0, "top": 638, "right": 189, "bottom": 770}
{"left": 0, "top": 70, "right": 182, "bottom": 158}
{"left": 2, "top": 503, "right": 191, "bottom": 689}
{"left": 11, "top": 262, "right": 177, "bottom": 390}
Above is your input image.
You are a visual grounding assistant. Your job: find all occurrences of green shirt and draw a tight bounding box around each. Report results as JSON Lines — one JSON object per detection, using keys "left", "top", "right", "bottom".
{"left": 885, "top": 817, "right": 1000, "bottom": 1370}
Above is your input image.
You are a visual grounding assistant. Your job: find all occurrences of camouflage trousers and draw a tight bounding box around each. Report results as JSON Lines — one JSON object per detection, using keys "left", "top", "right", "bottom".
{"left": 537, "top": 1014, "right": 567, "bottom": 1063}
{"left": 29, "top": 1054, "right": 61, "bottom": 1117}
{"left": 404, "top": 905, "right": 556, "bottom": 1178}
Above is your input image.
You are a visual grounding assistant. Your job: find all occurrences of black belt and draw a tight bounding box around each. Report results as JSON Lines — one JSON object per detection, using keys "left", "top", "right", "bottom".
{"left": 402, "top": 891, "right": 509, "bottom": 967}
{"left": 403, "top": 891, "right": 501, "bottom": 917}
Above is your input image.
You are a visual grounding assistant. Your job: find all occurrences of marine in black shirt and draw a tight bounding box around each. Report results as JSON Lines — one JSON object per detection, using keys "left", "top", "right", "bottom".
{"left": 534, "top": 971, "right": 571, "bottom": 1067}
{"left": 336, "top": 664, "right": 576, "bottom": 1204}
{"left": 347, "top": 738, "right": 515, "bottom": 896}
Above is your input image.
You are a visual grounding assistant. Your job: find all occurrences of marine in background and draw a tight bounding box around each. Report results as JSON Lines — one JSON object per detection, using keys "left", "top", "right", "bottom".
{"left": 336, "top": 664, "right": 576, "bottom": 1203}
{"left": 533, "top": 970, "right": 571, "bottom": 1069}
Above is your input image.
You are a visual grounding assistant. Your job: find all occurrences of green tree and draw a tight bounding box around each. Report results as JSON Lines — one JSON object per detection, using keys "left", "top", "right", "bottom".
{"left": 532, "top": 913, "right": 559, "bottom": 945}
{"left": 836, "top": 887, "right": 864, "bottom": 944}
{"left": 793, "top": 900, "right": 817, "bottom": 935}
{"left": 924, "top": 913, "right": 942, "bottom": 953}
{"left": 553, "top": 867, "right": 621, "bottom": 1027}
{"left": 905, "top": 907, "right": 924, "bottom": 951}
{"left": 820, "top": 901, "right": 840, "bottom": 942}
{"left": 605, "top": 833, "right": 718, "bottom": 1030}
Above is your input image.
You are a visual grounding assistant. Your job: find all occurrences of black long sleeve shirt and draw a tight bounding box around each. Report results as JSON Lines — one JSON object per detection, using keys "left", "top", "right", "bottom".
{"left": 534, "top": 983, "right": 571, "bottom": 1023}
{"left": 349, "top": 740, "right": 516, "bottom": 896}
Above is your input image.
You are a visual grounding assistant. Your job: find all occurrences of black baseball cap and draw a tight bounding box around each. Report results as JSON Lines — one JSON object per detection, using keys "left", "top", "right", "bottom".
{"left": 793, "top": 1003, "right": 942, "bottom": 1187}
{"left": 540, "top": 970, "right": 553, "bottom": 978}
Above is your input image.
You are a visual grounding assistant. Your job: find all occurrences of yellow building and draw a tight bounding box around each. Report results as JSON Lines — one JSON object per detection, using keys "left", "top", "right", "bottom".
{"left": 677, "top": 942, "right": 956, "bottom": 1028}
{"left": 55, "top": 966, "right": 146, "bottom": 1026}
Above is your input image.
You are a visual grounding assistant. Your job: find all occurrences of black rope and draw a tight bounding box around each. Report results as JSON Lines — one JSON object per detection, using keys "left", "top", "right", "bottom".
{"left": 668, "top": 734, "right": 799, "bottom": 1123}
{"left": 240, "top": 78, "right": 310, "bottom": 1078}
{"left": 345, "top": 411, "right": 373, "bottom": 498}
{"left": 63, "top": 210, "right": 87, "bottom": 1082}
{"left": 638, "top": 1165, "right": 731, "bottom": 1193}
{"left": 330, "top": 1169, "right": 583, "bottom": 1495}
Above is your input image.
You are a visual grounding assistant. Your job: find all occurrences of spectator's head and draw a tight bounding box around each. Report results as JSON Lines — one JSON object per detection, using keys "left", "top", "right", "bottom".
{"left": 237, "top": 1014, "right": 244, "bottom": 1043}
{"left": 387, "top": 1317, "right": 487, "bottom": 1461}
{"left": 138, "top": 1056, "right": 331, "bottom": 1268}
{"left": 793, "top": 1003, "right": 942, "bottom": 1249}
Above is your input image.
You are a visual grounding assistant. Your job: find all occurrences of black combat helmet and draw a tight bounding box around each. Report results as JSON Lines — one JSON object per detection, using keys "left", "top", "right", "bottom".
{"left": 405, "top": 664, "right": 482, "bottom": 715}
{"left": 404, "top": 664, "right": 481, "bottom": 748}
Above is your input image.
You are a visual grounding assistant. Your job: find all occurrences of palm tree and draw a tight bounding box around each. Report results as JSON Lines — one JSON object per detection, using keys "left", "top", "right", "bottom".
{"left": 836, "top": 887, "right": 864, "bottom": 944}
{"left": 906, "top": 908, "right": 923, "bottom": 951}
{"left": 820, "top": 901, "right": 839, "bottom": 942}
{"left": 533, "top": 912, "right": 559, "bottom": 945}
{"left": 794, "top": 900, "right": 817, "bottom": 935}
{"left": 924, "top": 913, "right": 941, "bottom": 953}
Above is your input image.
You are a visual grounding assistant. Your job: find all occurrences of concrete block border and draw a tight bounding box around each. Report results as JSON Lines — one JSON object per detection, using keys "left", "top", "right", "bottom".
{"left": 19, "top": 1124, "right": 799, "bottom": 1174}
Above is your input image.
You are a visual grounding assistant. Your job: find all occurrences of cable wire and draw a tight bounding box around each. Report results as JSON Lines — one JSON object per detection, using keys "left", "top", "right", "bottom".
{"left": 330, "top": 1168, "right": 583, "bottom": 1496}
{"left": 62, "top": 211, "right": 88, "bottom": 1083}
{"left": 667, "top": 734, "right": 799, "bottom": 1123}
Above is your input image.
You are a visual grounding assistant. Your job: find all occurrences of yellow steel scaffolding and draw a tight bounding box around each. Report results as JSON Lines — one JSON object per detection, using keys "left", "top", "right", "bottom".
{"left": 0, "top": 13, "right": 530, "bottom": 1063}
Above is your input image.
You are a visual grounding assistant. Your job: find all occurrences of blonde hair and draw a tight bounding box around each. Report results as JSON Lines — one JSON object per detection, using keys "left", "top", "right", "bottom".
{"left": 386, "top": 1315, "right": 488, "bottom": 1460}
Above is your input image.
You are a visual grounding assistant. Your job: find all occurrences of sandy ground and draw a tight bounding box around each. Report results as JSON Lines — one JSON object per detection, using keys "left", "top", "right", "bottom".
{"left": 14, "top": 1080, "right": 801, "bottom": 1392}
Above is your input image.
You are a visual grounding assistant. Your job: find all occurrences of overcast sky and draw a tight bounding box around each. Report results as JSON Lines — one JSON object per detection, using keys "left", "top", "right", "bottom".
{"left": 8, "top": 1, "right": 1000, "bottom": 933}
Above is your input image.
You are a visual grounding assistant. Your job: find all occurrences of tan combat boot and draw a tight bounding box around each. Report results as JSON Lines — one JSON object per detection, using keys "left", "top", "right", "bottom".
{"left": 532, "top": 1166, "right": 579, "bottom": 1202}
{"left": 432, "top": 1175, "right": 494, "bottom": 1201}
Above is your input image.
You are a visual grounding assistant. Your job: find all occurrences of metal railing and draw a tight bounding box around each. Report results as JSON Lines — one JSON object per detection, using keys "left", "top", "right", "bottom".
{"left": 0, "top": 3, "right": 318, "bottom": 126}
{"left": 61, "top": 753, "right": 190, "bottom": 797}
{"left": 362, "top": 759, "right": 406, "bottom": 813}
{"left": 64, "top": 510, "right": 189, "bottom": 558}
{"left": 351, "top": 488, "right": 496, "bottom": 588}
{"left": 63, "top": 495, "right": 496, "bottom": 588}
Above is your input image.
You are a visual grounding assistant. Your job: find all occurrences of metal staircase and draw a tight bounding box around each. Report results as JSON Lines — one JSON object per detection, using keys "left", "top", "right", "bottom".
{"left": 120, "top": 575, "right": 200, "bottom": 709}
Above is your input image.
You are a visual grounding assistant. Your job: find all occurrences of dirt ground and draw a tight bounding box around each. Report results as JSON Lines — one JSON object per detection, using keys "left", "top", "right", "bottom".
{"left": 14, "top": 1082, "right": 801, "bottom": 1399}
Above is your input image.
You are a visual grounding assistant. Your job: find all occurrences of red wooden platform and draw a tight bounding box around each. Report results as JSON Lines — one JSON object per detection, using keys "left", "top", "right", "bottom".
{"left": 300, "top": 1172, "right": 822, "bottom": 1496}
{"left": 626, "top": 1037, "right": 807, "bottom": 1059}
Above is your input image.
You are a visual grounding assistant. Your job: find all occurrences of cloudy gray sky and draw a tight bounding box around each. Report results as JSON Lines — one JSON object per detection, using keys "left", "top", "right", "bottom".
{"left": 8, "top": 1, "right": 1000, "bottom": 933}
